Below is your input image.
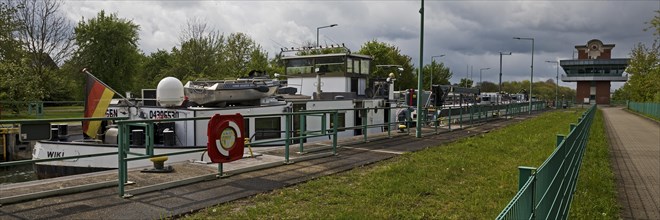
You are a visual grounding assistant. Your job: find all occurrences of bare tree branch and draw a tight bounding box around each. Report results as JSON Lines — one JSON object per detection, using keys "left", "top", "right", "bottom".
{"left": 10, "top": 0, "right": 74, "bottom": 74}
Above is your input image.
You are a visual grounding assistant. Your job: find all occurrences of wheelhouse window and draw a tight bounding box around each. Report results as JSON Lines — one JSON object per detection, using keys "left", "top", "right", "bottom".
{"left": 254, "top": 117, "right": 281, "bottom": 140}
{"left": 314, "top": 56, "right": 345, "bottom": 73}
{"left": 347, "top": 57, "right": 353, "bottom": 73}
{"left": 286, "top": 59, "right": 313, "bottom": 75}
{"left": 360, "top": 59, "right": 370, "bottom": 74}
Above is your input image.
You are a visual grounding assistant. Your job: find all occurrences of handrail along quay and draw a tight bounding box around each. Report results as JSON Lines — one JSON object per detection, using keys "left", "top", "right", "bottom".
{"left": 497, "top": 105, "right": 597, "bottom": 220}
{"left": 0, "top": 101, "right": 547, "bottom": 202}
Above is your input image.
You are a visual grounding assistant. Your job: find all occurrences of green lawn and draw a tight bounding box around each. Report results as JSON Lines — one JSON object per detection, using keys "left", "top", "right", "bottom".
{"left": 569, "top": 110, "right": 619, "bottom": 219}
{"left": 183, "top": 109, "right": 618, "bottom": 219}
{"left": 0, "top": 105, "right": 83, "bottom": 120}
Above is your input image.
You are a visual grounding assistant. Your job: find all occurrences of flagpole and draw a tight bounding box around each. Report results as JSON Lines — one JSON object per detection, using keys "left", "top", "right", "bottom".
{"left": 82, "top": 68, "right": 136, "bottom": 107}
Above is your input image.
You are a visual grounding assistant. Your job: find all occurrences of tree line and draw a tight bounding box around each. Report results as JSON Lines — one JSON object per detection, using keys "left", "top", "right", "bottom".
{"left": 1, "top": 0, "right": 575, "bottom": 108}
{"left": 612, "top": 11, "right": 660, "bottom": 103}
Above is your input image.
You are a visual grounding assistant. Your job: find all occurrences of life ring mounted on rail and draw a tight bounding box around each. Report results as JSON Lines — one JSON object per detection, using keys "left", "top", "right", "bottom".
{"left": 207, "top": 113, "right": 245, "bottom": 163}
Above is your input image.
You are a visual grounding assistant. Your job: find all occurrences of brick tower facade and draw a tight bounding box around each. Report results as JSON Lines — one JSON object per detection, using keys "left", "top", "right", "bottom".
{"left": 560, "top": 39, "right": 629, "bottom": 105}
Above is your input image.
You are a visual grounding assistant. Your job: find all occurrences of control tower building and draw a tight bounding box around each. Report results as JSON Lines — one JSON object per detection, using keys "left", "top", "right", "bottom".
{"left": 560, "top": 39, "right": 629, "bottom": 104}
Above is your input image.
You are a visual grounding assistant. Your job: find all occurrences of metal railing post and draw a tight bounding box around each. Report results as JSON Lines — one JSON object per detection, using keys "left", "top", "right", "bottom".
{"left": 387, "top": 107, "right": 391, "bottom": 138}
{"left": 332, "top": 111, "right": 338, "bottom": 155}
{"left": 448, "top": 107, "right": 452, "bottom": 131}
{"left": 459, "top": 107, "right": 463, "bottom": 129}
{"left": 434, "top": 108, "right": 438, "bottom": 134}
{"left": 478, "top": 105, "right": 482, "bottom": 121}
{"left": 519, "top": 166, "right": 537, "bottom": 217}
{"left": 146, "top": 122, "right": 154, "bottom": 156}
{"left": 285, "top": 114, "right": 291, "bottom": 163}
{"left": 118, "top": 123, "right": 131, "bottom": 197}
{"left": 363, "top": 109, "right": 368, "bottom": 142}
{"left": 556, "top": 134, "right": 565, "bottom": 148}
{"left": 218, "top": 163, "right": 223, "bottom": 176}
{"left": 470, "top": 106, "right": 473, "bottom": 125}
{"left": 518, "top": 166, "right": 537, "bottom": 190}
{"left": 299, "top": 114, "right": 305, "bottom": 153}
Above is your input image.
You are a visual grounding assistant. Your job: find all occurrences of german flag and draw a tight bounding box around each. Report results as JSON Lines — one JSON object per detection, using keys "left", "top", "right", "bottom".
{"left": 82, "top": 73, "right": 115, "bottom": 138}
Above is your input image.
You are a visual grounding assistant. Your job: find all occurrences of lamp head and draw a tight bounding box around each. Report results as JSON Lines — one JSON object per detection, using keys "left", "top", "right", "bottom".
{"left": 330, "top": 24, "right": 338, "bottom": 27}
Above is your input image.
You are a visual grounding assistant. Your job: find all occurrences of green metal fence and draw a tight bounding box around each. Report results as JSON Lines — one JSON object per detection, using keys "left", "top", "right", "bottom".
{"left": 627, "top": 101, "right": 660, "bottom": 120}
{"left": 1, "top": 101, "right": 548, "bottom": 202}
{"left": 496, "top": 104, "right": 596, "bottom": 220}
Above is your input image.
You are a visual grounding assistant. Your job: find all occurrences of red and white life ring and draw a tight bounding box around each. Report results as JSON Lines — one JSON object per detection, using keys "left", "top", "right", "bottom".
{"left": 207, "top": 113, "right": 245, "bottom": 163}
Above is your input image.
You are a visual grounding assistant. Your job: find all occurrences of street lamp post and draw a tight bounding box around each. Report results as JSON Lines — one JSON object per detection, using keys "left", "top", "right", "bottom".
{"left": 430, "top": 55, "right": 445, "bottom": 89}
{"left": 498, "top": 52, "right": 512, "bottom": 105}
{"left": 316, "top": 24, "right": 338, "bottom": 47}
{"left": 546, "top": 60, "right": 559, "bottom": 109}
{"left": 479, "top": 67, "right": 490, "bottom": 89}
{"left": 513, "top": 37, "right": 534, "bottom": 114}
{"left": 416, "top": 0, "right": 425, "bottom": 138}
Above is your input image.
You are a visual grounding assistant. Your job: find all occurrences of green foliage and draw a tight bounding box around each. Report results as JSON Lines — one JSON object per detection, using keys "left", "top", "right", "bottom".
{"left": 458, "top": 78, "right": 473, "bottom": 87}
{"left": 0, "top": 2, "right": 22, "bottom": 62}
{"left": 224, "top": 32, "right": 269, "bottom": 77}
{"left": 56, "top": 60, "right": 86, "bottom": 101}
{"left": 73, "top": 10, "right": 142, "bottom": 95}
{"left": 169, "top": 33, "right": 224, "bottom": 81}
{"left": 168, "top": 31, "right": 270, "bottom": 82}
{"left": 0, "top": 62, "right": 45, "bottom": 113}
{"left": 138, "top": 50, "right": 173, "bottom": 88}
{"left": 615, "top": 10, "right": 660, "bottom": 102}
{"left": 500, "top": 80, "right": 575, "bottom": 102}
{"left": 479, "top": 81, "right": 498, "bottom": 92}
{"left": 358, "top": 40, "right": 416, "bottom": 90}
{"left": 422, "top": 60, "right": 452, "bottom": 88}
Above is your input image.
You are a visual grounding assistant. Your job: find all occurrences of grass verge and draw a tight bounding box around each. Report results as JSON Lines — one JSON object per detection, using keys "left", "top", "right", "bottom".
{"left": 569, "top": 109, "right": 620, "bottom": 219}
{"left": 184, "top": 109, "right": 608, "bottom": 219}
{"left": 0, "top": 106, "right": 83, "bottom": 120}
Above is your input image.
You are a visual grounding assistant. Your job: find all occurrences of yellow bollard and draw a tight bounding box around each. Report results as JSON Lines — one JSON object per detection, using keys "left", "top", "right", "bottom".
{"left": 244, "top": 138, "right": 254, "bottom": 158}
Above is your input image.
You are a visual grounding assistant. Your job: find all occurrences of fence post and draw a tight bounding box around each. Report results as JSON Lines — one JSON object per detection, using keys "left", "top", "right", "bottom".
{"left": 556, "top": 134, "right": 565, "bottom": 148}
{"left": 363, "top": 109, "right": 368, "bottom": 142}
{"left": 470, "top": 106, "right": 473, "bottom": 125}
{"left": 459, "top": 107, "right": 463, "bottom": 129}
{"left": 387, "top": 107, "right": 391, "bottom": 138}
{"left": 518, "top": 166, "right": 537, "bottom": 190}
{"left": 448, "top": 107, "right": 452, "bottom": 131}
{"left": 332, "top": 111, "right": 338, "bottom": 155}
{"left": 218, "top": 163, "right": 223, "bottom": 177}
{"left": 434, "top": 108, "right": 438, "bottom": 134}
{"left": 285, "top": 114, "right": 291, "bottom": 164}
{"left": 518, "top": 166, "right": 537, "bottom": 218}
{"left": 299, "top": 114, "right": 305, "bottom": 153}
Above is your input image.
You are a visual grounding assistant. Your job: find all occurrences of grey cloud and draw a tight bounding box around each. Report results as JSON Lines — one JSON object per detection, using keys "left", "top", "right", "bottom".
{"left": 60, "top": 0, "right": 658, "bottom": 91}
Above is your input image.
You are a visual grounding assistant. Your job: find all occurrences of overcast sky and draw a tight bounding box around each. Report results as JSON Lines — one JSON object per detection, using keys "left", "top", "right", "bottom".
{"left": 62, "top": 0, "right": 659, "bottom": 90}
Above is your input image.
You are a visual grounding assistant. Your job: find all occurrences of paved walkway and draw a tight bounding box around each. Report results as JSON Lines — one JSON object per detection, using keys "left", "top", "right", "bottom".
{"left": 602, "top": 107, "right": 660, "bottom": 220}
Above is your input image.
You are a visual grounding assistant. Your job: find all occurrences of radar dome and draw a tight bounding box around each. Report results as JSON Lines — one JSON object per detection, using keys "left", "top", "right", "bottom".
{"left": 157, "top": 77, "right": 184, "bottom": 107}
